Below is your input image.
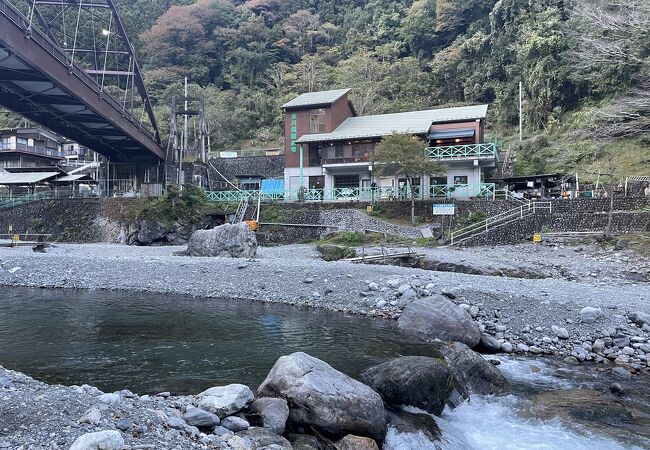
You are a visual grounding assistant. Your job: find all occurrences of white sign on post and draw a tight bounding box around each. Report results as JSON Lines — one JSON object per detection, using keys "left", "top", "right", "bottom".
{"left": 432, "top": 204, "right": 455, "bottom": 216}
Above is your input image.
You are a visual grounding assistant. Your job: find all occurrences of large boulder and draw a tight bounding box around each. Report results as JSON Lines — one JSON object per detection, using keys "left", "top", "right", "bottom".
{"left": 397, "top": 296, "right": 481, "bottom": 347}
{"left": 196, "top": 384, "right": 254, "bottom": 418}
{"left": 358, "top": 356, "right": 455, "bottom": 416}
{"left": 187, "top": 223, "right": 257, "bottom": 258}
{"left": 441, "top": 342, "right": 508, "bottom": 395}
{"left": 257, "top": 352, "right": 387, "bottom": 441}
{"left": 249, "top": 397, "right": 290, "bottom": 435}
{"left": 68, "top": 430, "right": 124, "bottom": 450}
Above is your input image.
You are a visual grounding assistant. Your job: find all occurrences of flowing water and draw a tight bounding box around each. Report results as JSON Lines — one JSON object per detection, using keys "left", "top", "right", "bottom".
{"left": 1, "top": 287, "right": 649, "bottom": 449}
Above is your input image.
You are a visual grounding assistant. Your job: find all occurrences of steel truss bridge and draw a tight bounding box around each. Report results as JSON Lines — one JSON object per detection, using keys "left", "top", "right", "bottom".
{"left": 0, "top": 0, "right": 164, "bottom": 164}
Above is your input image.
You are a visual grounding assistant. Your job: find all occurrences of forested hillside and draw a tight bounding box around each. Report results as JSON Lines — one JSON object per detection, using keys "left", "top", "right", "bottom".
{"left": 3, "top": 0, "right": 649, "bottom": 177}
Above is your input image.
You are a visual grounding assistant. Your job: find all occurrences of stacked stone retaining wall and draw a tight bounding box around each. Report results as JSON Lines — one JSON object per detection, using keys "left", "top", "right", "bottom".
{"left": 0, "top": 198, "right": 137, "bottom": 243}
{"left": 460, "top": 211, "right": 650, "bottom": 246}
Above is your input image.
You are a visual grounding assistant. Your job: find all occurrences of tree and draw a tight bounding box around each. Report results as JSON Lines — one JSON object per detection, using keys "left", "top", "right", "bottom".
{"left": 373, "top": 133, "right": 446, "bottom": 224}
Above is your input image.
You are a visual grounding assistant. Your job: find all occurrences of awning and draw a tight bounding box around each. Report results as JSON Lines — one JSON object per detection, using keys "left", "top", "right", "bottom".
{"left": 427, "top": 128, "right": 475, "bottom": 140}
{"left": 52, "top": 174, "right": 96, "bottom": 183}
{"left": 0, "top": 171, "right": 59, "bottom": 185}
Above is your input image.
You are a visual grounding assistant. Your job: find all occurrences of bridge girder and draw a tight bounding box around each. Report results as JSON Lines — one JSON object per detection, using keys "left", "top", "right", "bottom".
{"left": 0, "top": 0, "right": 165, "bottom": 163}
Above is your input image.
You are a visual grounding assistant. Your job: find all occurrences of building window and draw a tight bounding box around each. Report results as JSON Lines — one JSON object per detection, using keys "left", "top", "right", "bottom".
{"left": 309, "top": 144, "right": 321, "bottom": 166}
{"left": 309, "top": 109, "right": 326, "bottom": 133}
{"left": 334, "top": 174, "right": 359, "bottom": 189}
{"left": 334, "top": 144, "right": 344, "bottom": 158}
{"left": 430, "top": 176, "right": 447, "bottom": 185}
{"left": 454, "top": 176, "right": 468, "bottom": 185}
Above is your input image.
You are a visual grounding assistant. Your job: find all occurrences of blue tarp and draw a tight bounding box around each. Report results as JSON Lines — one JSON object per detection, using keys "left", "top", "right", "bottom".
{"left": 261, "top": 178, "right": 284, "bottom": 193}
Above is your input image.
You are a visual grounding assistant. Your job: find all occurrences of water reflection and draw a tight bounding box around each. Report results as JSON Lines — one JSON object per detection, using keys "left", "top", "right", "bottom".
{"left": 0, "top": 287, "right": 429, "bottom": 394}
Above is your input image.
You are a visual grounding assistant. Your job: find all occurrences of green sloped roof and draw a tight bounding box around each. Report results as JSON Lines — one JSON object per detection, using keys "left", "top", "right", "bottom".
{"left": 296, "top": 104, "right": 488, "bottom": 144}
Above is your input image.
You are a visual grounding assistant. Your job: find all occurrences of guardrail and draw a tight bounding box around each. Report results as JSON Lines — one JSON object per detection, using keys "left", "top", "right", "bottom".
{"left": 205, "top": 183, "right": 497, "bottom": 203}
{"left": 450, "top": 201, "right": 552, "bottom": 245}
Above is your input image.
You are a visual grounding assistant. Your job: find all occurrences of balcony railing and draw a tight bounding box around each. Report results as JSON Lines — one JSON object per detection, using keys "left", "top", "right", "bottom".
{"left": 0, "top": 142, "right": 65, "bottom": 158}
{"left": 425, "top": 143, "right": 498, "bottom": 160}
{"left": 321, "top": 155, "right": 370, "bottom": 165}
{"left": 205, "top": 183, "right": 496, "bottom": 203}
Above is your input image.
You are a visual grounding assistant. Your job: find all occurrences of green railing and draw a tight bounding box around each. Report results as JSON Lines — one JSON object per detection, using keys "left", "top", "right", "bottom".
{"left": 0, "top": 190, "right": 81, "bottom": 209}
{"left": 0, "top": 191, "right": 55, "bottom": 209}
{"left": 425, "top": 143, "right": 498, "bottom": 160}
{"left": 205, "top": 183, "right": 496, "bottom": 203}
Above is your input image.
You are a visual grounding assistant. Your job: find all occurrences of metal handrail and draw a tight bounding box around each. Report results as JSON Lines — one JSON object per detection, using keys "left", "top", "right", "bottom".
{"left": 494, "top": 188, "right": 530, "bottom": 204}
{"left": 450, "top": 201, "right": 551, "bottom": 245}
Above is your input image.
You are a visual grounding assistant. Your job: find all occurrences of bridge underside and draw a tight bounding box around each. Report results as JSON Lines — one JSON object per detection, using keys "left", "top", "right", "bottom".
{"left": 0, "top": 6, "right": 165, "bottom": 164}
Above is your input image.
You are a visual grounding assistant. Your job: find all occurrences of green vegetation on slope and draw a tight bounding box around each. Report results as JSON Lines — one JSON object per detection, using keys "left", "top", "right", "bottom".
{"left": 128, "top": 184, "right": 218, "bottom": 225}
{"left": 1, "top": 0, "right": 648, "bottom": 177}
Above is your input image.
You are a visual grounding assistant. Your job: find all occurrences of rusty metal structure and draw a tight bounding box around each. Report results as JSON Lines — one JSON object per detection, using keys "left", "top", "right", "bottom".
{"left": 0, "top": 0, "right": 164, "bottom": 169}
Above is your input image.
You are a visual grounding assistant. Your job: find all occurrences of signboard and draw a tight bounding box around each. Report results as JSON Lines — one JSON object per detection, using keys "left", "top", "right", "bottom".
{"left": 533, "top": 233, "right": 542, "bottom": 243}
{"left": 432, "top": 204, "right": 455, "bottom": 216}
{"left": 290, "top": 113, "right": 297, "bottom": 153}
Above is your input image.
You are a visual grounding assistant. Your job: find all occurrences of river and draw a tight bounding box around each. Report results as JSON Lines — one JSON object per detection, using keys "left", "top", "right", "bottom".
{"left": 1, "top": 287, "right": 648, "bottom": 449}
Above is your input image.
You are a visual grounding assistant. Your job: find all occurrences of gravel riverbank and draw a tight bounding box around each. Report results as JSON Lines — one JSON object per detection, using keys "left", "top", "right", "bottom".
{"left": 1, "top": 241, "right": 650, "bottom": 449}
{"left": 0, "top": 241, "right": 649, "bottom": 373}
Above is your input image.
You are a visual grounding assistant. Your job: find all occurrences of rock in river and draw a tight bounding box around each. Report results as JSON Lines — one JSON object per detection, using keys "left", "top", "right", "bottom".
{"left": 441, "top": 342, "right": 508, "bottom": 395}
{"left": 257, "top": 352, "right": 387, "bottom": 441}
{"left": 197, "top": 384, "right": 254, "bottom": 418}
{"left": 476, "top": 334, "right": 501, "bottom": 354}
{"left": 397, "top": 296, "right": 481, "bottom": 347}
{"left": 68, "top": 430, "right": 124, "bottom": 450}
{"left": 359, "top": 356, "right": 455, "bottom": 416}
{"left": 187, "top": 223, "right": 257, "bottom": 258}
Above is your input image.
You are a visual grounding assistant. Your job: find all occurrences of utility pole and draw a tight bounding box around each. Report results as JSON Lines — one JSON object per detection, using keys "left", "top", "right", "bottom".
{"left": 181, "top": 77, "right": 188, "bottom": 191}
{"left": 519, "top": 81, "right": 523, "bottom": 143}
{"left": 168, "top": 79, "right": 207, "bottom": 187}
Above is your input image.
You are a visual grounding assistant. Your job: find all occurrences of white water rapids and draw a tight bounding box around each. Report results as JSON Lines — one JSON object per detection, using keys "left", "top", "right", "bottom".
{"left": 383, "top": 357, "right": 647, "bottom": 450}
